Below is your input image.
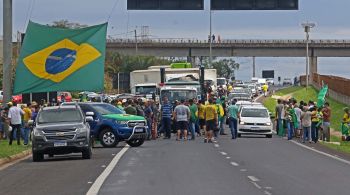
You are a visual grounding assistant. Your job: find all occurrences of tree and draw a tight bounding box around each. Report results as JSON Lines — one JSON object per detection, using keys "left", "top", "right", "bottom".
{"left": 51, "top": 19, "right": 88, "bottom": 29}
{"left": 211, "top": 59, "right": 240, "bottom": 79}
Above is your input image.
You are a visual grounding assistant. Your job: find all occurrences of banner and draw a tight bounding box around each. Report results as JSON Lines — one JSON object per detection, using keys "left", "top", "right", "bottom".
{"left": 13, "top": 21, "right": 107, "bottom": 94}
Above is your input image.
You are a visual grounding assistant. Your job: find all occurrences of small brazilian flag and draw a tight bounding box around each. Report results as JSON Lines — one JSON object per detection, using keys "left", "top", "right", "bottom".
{"left": 13, "top": 21, "right": 107, "bottom": 94}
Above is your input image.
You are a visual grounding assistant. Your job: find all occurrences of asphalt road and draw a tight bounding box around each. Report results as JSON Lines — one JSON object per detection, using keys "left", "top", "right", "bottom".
{"left": 2, "top": 131, "right": 350, "bottom": 195}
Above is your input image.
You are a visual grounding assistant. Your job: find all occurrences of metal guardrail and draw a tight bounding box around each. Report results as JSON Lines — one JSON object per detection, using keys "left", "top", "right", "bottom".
{"left": 107, "top": 38, "right": 350, "bottom": 44}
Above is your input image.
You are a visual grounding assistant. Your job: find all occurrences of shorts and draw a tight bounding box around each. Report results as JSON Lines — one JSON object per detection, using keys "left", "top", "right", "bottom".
{"left": 176, "top": 121, "right": 188, "bottom": 131}
{"left": 206, "top": 120, "right": 216, "bottom": 131}
{"left": 199, "top": 119, "right": 206, "bottom": 127}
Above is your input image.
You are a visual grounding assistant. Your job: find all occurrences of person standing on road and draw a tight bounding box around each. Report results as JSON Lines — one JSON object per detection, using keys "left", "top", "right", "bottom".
{"left": 174, "top": 99, "right": 190, "bottom": 141}
{"left": 8, "top": 102, "right": 24, "bottom": 145}
{"left": 188, "top": 99, "right": 198, "bottom": 140}
{"left": 204, "top": 99, "right": 218, "bottom": 143}
{"left": 144, "top": 101, "right": 153, "bottom": 140}
{"left": 321, "top": 102, "right": 331, "bottom": 142}
{"left": 301, "top": 106, "right": 312, "bottom": 143}
{"left": 22, "top": 104, "right": 32, "bottom": 145}
{"left": 197, "top": 100, "right": 206, "bottom": 136}
{"left": 294, "top": 102, "right": 302, "bottom": 138}
{"left": 160, "top": 97, "right": 172, "bottom": 139}
{"left": 275, "top": 99, "right": 285, "bottom": 136}
{"left": 310, "top": 106, "right": 322, "bottom": 143}
{"left": 262, "top": 83, "right": 269, "bottom": 97}
{"left": 227, "top": 99, "right": 239, "bottom": 139}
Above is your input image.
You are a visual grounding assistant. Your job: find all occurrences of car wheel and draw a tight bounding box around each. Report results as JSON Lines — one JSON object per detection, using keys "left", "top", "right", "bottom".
{"left": 82, "top": 147, "right": 92, "bottom": 159}
{"left": 266, "top": 134, "right": 272, "bottom": 138}
{"left": 99, "top": 128, "right": 118, "bottom": 148}
{"left": 237, "top": 133, "right": 241, "bottom": 138}
{"left": 33, "top": 152, "right": 44, "bottom": 162}
{"left": 126, "top": 139, "right": 145, "bottom": 147}
{"left": 48, "top": 154, "right": 54, "bottom": 158}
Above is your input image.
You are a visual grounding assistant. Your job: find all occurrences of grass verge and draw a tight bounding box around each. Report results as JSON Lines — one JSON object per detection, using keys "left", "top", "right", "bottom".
{"left": 0, "top": 141, "right": 31, "bottom": 159}
{"left": 319, "top": 135, "right": 350, "bottom": 154}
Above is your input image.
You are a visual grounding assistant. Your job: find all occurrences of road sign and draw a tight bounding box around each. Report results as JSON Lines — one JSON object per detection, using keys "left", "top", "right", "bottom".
{"left": 262, "top": 70, "right": 274, "bottom": 78}
{"left": 211, "top": 0, "right": 298, "bottom": 10}
{"left": 127, "top": 0, "right": 204, "bottom": 10}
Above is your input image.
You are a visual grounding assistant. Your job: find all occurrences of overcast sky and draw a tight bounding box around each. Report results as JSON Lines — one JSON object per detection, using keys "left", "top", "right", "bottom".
{"left": 1, "top": 0, "right": 350, "bottom": 80}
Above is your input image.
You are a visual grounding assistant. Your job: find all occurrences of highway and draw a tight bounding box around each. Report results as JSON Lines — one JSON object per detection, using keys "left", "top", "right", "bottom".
{"left": 1, "top": 132, "right": 350, "bottom": 195}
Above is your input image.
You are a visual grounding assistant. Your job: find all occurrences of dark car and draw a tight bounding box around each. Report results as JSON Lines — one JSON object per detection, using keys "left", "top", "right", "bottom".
{"left": 31, "top": 105, "right": 93, "bottom": 162}
{"left": 63, "top": 102, "right": 148, "bottom": 148}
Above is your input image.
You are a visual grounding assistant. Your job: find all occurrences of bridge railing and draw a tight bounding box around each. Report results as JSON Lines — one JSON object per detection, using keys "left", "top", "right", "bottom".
{"left": 107, "top": 38, "right": 350, "bottom": 44}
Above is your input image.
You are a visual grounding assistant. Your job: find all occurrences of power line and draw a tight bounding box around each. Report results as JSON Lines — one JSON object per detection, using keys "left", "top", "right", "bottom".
{"left": 106, "top": 0, "right": 120, "bottom": 22}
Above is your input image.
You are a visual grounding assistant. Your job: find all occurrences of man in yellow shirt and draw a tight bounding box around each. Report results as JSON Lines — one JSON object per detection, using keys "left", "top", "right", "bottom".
{"left": 197, "top": 100, "right": 206, "bottom": 135}
{"left": 262, "top": 83, "right": 269, "bottom": 97}
{"left": 22, "top": 104, "right": 32, "bottom": 145}
{"left": 204, "top": 99, "right": 218, "bottom": 143}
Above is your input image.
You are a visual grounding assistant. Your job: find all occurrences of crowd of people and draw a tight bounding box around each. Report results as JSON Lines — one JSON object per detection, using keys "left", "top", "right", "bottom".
{"left": 0, "top": 101, "right": 40, "bottom": 145}
{"left": 274, "top": 99, "right": 332, "bottom": 143}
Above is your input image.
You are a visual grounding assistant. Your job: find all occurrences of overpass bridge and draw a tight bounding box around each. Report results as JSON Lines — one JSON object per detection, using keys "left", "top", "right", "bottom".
{"left": 107, "top": 38, "right": 350, "bottom": 82}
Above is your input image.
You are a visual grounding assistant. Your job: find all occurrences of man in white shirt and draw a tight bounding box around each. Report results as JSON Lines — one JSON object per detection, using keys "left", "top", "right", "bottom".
{"left": 8, "top": 102, "right": 24, "bottom": 145}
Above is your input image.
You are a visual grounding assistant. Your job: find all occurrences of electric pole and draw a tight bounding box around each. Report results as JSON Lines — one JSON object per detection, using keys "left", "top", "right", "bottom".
{"left": 3, "top": 0, "right": 13, "bottom": 106}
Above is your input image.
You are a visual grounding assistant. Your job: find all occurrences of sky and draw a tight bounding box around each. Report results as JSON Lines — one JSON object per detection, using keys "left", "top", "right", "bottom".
{"left": 1, "top": 0, "right": 350, "bottom": 80}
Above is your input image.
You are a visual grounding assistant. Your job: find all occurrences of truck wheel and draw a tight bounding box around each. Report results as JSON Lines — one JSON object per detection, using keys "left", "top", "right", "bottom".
{"left": 33, "top": 152, "right": 44, "bottom": 162}
{"left": 126, "top": 139, "right": 145, "bottom": 147}
{"left": 82, "top": 147, "right": 92, "bottom": 159}
{"left": 99, "top": 128, "right": 118, "bottom": 148}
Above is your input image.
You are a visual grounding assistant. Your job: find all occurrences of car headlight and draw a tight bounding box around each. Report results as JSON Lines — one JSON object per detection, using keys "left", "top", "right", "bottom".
{"left": 265, "top": 122, "right": 271, "bottom": 126}
{"left": 239, "top": 121, "right": 245, "bottom": 125}
{"left": 33, "top": 129, "right": 43, "bottom": 137}
{"left": 116, "top": 120, "right": 128, "bottom": 125}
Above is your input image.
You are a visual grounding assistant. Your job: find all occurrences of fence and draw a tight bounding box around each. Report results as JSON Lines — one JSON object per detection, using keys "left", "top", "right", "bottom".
{"left": 313, "top": 73, "right": 350, "bottom": 105}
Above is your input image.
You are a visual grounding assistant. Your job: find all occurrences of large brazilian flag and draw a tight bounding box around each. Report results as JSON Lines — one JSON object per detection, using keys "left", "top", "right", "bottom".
{"left": 13, "top": 21, "right": 107, "bottom": 94}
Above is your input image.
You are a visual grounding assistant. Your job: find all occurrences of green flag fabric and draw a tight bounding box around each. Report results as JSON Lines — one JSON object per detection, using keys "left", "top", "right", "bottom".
{"left": 317, "top": 85, "right": 328, "bottom": 108}
{"left": 13, "top": 21, "right": 107, "bottom": 94}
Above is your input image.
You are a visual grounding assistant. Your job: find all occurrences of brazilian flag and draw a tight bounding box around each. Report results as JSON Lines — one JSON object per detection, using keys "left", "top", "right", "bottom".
{"left": 13, "top": 21, "right": 107, "bottom": 94}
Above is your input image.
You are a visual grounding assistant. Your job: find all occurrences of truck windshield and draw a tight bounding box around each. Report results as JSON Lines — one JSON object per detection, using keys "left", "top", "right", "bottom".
{"left": 37, "top": 109, "right": 82, "bottom": 124}
{"left": 160, "top": 90, "right": 197, "bottom": 103}
{"left": 91, "top": 104, "right": 124, "bottom": 115}
{"left": 217, "top": 79, "right": 226, "bottom": 86}
{"left": 135, "top": 86, "right": 156, "bottom": 95}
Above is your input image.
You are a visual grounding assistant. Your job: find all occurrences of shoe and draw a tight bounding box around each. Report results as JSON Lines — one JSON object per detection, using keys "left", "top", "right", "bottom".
{"left": 231, "top": 137, "right": 236, "bottom": 139}
{"left": 204, "top": 139, "right": 208, "bottom": 143}
{"left": 208, "top": 140, "right": 213, "bottom": 143}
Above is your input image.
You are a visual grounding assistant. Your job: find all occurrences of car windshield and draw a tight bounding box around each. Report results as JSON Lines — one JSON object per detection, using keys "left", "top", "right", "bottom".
{"left": 160, "top": 90, "right": 197, "bottom": 103}
{"left": 229, "top": 93, "right": 251, "bottom": 99}
{"left": 91, "top": 104, "right": 124, "bottom": 115}
{"left": 136, "top": 86, "right": 156, "bottom": 94}
{"left": 37, "top": 109, "right": 83, "bottom": 124}
{"left": 241, "top": 108, "right": 269, "bottom": 118}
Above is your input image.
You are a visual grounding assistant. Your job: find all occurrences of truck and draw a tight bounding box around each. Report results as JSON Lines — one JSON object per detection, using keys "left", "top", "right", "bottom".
{"left": 159, "top": 86, "right": 197, "bottom": 105}
{"left": 130, "top": 67, "right": 217, "bottom": 94}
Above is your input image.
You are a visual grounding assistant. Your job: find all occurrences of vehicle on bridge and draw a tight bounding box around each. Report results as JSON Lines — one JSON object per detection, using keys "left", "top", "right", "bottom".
{"left": 30, "top": 104, "right": 92, "bottom": 161}
{"left": 63, "top": 102, "right": 148, "bottom": 148}
{"left": 238, "top": 106, "right": 273, "bottom": 138}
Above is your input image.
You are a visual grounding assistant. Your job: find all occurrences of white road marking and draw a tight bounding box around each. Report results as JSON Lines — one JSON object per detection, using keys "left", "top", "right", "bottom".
{"left": 220, "top": 152, "right": 227, "bottom": 156}
{"left": 251, "top": 181, "right": 262, "bottom": 189}
{"left": 86, "top": 146, "right": 129, "bottom": 195}
{"left": 290, "top": 140, "right": 350, "bottom": 166}
{"left": 214, "top": 144, "right": 219, "bottom": 148}
{"left": 265, "top": 187, "right": 272, "bottom": 190}
{"left": 101, "top": 165, "right": 106, "bottom": 168}
{"left": 112, "top": 153, "right": 115, "bottom": 156}
{"left": 226, "top": 156, "right": 231, "bottom": 159}
{"left": 240, "top": 169, "right": 247, "bottom": 172}
{"left": 248, "top": 176, "right": 260, "bottom": 182}
{"left": 87, "top": 181, "right": 93, "bottom": 184}
{"left": 264, "top": 190, "right": 272, "bottom": 195}
{"left": 230, "top": 162, "right": 239, "bottom": 166}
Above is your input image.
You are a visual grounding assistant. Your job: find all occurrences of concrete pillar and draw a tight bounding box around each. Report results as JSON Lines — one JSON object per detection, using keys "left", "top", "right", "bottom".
{"left": 309, "top": 56, "right": 318, "bottom": 84}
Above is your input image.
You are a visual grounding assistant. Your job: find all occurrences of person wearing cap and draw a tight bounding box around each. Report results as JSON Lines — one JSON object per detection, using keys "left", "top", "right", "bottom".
{"left": 8, "top": 102, "right": 24, "bottom": 145}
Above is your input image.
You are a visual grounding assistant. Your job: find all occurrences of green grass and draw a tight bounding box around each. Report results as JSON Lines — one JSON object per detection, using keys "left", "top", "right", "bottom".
{"left": 320, "top": 135, "right": 350, "bottom": 154}
{"left": 0, "top": 141, "right": 30, "bottom": 159}
{"left": 263, "top": 97, "right": 277, "bottom": 114}
{"left": 274, "top": 86, "right": 303, "bottom": 96}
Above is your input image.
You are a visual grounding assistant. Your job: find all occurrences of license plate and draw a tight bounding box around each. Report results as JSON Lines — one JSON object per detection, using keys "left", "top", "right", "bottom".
{"left": 54, "top": 141, "right": 67, "bottom": 147}
{"left": 251, "top": 126, "right": 260, "bottom": 130}
{"left": 135, "top": 128, "right": 144, "bottom": 133}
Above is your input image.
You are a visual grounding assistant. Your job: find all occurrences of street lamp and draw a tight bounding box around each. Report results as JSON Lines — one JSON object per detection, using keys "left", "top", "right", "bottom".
{"left": 301, "top": 22, "right": 315, "bottom": 90}
{"left": 209, "top": 9, "right": 212, "bottom": 67}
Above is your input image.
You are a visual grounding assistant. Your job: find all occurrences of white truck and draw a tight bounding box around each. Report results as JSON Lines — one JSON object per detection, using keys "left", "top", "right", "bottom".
{"left": 130, "top": 67, "right": 217, "bottom": 94}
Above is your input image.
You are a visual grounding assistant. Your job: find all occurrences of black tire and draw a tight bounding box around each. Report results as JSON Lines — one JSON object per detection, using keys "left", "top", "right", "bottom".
{"left": 237, "top": 133, "right": 241, "bottom": 138}
{"left": 32, "top": 152, "right": 44, "bottom": 162}
{"left": 99, "top": 128, "right": 118, "bottom": 148}
{"left": 48, "top": 154, "right": 54, "bottom": 158}
{"left": 126, "top": 139, "right": 145, "bottom": 147}
{"left": 82, "top": 147, "right": 92, "bottom": 159}
{"left": 266, "top": 134, "right": 272, "bottom": 138}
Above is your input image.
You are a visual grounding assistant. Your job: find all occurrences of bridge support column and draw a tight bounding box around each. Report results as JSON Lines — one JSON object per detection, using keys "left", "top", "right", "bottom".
{"left": 309, "top": 56, "right": 318, "bottom": 84}
{"left": 187, "top": 56, "right": 196, "bottom": 67}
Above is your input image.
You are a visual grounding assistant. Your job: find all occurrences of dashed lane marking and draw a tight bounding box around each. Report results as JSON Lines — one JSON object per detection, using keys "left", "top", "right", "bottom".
{"left": 240, "top": 169, "right": 247, "bottom": 172}
{"left": 86, "top": 145, "right": 129, "bottom": 195}
{"left": 230, "top": 162, "right": 239, "bottom": 166}
{"left": 248, "top": 176, "right": 260, "bottom": 182}
{"left": 251, "top": 181, "right": 262, "bottom": 189}
{"left": 264, "top": 190, "right": 272, "bottom": 195}
{"left": 214, "top": 144, "right": 219, "bottom": 147}
{"left": 220, "top": 152, "right": 227, "bottom": 156}
{"left": 226, "top": 156, "right": 231, "bottom": 159}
